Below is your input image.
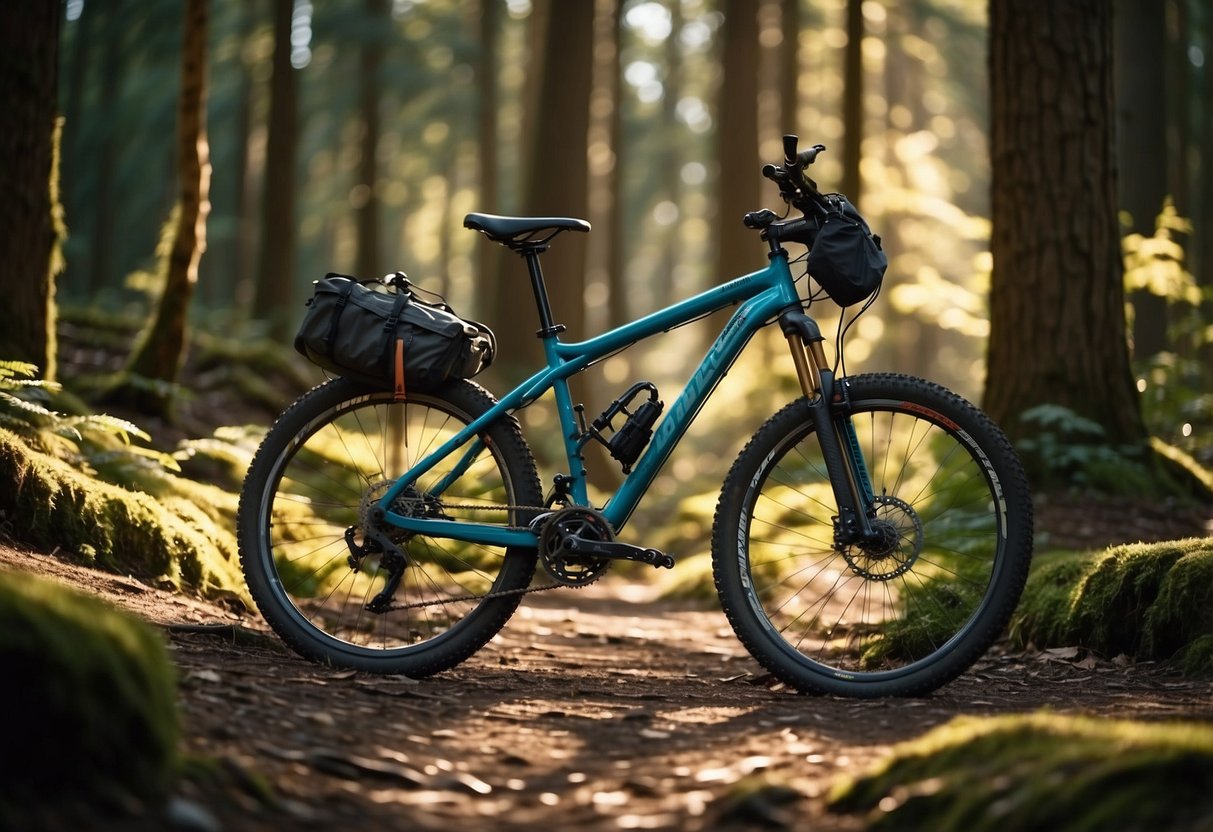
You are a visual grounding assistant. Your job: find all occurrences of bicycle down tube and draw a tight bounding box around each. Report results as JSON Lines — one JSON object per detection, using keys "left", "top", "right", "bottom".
{"left": 377, "top": 249, "right": 806, "bottom": 546}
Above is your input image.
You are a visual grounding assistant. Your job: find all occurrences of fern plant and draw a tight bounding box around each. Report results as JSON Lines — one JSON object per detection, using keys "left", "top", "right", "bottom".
{"left": 1016, "top": 403, "right": 1155, "bottom": 495}
{"left": 0, "top": 360, "right": 177, "bottom": 474}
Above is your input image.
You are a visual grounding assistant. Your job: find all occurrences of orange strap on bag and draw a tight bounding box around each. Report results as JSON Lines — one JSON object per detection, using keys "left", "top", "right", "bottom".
{"left": 393, "top": 337, "right": 406, "bottom": 401}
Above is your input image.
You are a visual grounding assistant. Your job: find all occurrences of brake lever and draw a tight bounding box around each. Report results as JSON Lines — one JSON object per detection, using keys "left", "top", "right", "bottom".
{"left": 796, "top": 144, "right": 827, "bottom": 169}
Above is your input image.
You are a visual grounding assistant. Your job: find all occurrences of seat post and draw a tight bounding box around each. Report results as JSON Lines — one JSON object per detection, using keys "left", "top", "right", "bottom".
{"left": 521, "top": 248, "right": 565, "bottom": 337}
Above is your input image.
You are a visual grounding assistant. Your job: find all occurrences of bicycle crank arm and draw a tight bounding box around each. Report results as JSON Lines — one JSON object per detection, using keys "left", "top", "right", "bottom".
{"left": 562, "top": 534, "right": 675, "bottom": 569}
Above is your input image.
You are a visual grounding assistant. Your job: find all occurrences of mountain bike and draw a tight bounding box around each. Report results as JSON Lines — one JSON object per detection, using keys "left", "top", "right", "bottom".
{"left": 237, "top": 136, "right": 1033, "bottom": 698}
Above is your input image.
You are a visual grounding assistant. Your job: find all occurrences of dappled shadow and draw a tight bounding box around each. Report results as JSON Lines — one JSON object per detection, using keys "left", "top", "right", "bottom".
{"left": 5, "top": 546, "right": 1211, "bottom": 831}
{"left": 166, "top": 580, "right": 1213, "bottom": 831}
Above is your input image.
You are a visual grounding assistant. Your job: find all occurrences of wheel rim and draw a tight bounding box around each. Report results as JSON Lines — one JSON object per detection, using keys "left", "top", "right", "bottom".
{"left": 254, "top": 390, "right": 523, "bottom": 655}
{"left": 742, "top": 400, "right": 1008, "bottom": 680}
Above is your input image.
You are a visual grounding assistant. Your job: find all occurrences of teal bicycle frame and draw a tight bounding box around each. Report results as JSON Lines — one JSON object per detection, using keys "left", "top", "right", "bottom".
{"left": 376, "top": 249, "right": 806, "bottom": 549}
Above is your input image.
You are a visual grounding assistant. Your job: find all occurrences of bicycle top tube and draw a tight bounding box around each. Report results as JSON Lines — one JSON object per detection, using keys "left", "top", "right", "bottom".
{"left": 379, "top": 249, "right": 803, "bottom": 544}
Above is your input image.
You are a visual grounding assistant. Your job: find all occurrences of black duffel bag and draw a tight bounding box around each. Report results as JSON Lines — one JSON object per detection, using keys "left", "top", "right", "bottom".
{"left": 807, "top": 195, "right": 887, "bottom": 307}
{"left": 294, "top": 273, "right": 495, "bottom": 395}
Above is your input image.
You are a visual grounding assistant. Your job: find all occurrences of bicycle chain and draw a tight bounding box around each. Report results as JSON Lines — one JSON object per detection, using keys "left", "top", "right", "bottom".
{"left": 379, "top": 579, "right": 568, "bottom": 612}
{"left": 437, "top": 502, "right": 549, "bottom": 514}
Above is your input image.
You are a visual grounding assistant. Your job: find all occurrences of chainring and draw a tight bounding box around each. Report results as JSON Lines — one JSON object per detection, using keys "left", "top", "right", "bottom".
{"left": 538, "top": 506, "right": 614, "bottom": 587}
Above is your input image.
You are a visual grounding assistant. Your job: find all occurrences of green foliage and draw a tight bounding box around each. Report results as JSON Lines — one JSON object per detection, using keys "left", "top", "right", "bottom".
{"left": 1010, "top": 539, "right": 1213, "bottom": 673}
{"left": 1149, "top": 437, "right": 1213, "bottom": 497}
{"left": 0, "top": 359, "right": 178, "bottom": 475}
{"left": 1126, "top": 201, "right": 1213, "bottom": 468}
{"left": 0, "top": 359, "right": 250, "bottom": 597}
{"left": 0, "top": 570, "right": 179, "bottom": 825}
{"left": 1015, "top": 404, "right": 1156, "bottom": 495}
{"left": 176, "top": 424, "right": 265, "bottom": 491}
{"left": 1138, "top": 350, "right": 1213, "bottom": 464}
{"left": 828, "top": 712, "right": 1213, "bottom": 832}
{"left": 1178, "top": 635, "right": 1213, "bottom": 677}
{"left": 0, "top": 428, "right": 245, "bottom": 597}
{"left": 1123, "top": 200, "right": 1199, "bottom": 303}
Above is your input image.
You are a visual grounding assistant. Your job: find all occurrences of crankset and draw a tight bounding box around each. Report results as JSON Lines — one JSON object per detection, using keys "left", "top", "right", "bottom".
{"left": 538, "top": 506, "right": 675, "bottom": 587}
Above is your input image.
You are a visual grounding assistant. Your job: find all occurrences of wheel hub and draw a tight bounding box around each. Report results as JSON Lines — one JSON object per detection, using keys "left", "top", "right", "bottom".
{"left": 842, "top": 495, "right": 924, "bottom": 581}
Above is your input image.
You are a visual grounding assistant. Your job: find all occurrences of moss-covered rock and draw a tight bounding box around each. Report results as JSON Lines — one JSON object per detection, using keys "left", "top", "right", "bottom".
{"left": 0, "top": 570, "right": 179, "bottom": 825}
{"left": 828, "top": 713, "right": 1213, "bottom": 832}
{"left": 1144, "top": 545, "right": 1213, "bottom": 664}
{"left": 1006, "top": 551, "right": 1099, "bottom": 647}
{"left": 0, "top": 428, "right": 244, "bottom": 596}
{"left": 1011, "top": 538, "right": 1213, "bottom": 673}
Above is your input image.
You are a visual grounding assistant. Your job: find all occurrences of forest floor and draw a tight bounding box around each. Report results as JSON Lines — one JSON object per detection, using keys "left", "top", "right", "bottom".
{"left": 4, "top": 496, "right": 1213, "bottom": 832}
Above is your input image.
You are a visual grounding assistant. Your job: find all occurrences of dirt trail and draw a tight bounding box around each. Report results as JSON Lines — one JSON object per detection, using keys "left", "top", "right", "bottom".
{"left": 4, "top": 544, "right": 1211, "bottom": 831}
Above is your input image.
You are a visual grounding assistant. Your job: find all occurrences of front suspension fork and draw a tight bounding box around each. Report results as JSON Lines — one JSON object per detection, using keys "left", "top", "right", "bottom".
{"left": 779, "top": 310, "right": 876, "bottom": 544}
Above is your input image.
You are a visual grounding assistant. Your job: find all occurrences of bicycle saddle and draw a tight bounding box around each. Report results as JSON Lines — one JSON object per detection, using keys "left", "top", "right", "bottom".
{"left": 464, "top": 212, "right": 590, "bottom": 247}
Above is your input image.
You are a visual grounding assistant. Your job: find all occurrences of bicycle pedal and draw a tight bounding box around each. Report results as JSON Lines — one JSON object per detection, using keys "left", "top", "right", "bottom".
{"left": 647, "top": 550, "right": 676, "bottom": 570}
{"left": 563, "top": 535, "right": 675, "bottom": 569}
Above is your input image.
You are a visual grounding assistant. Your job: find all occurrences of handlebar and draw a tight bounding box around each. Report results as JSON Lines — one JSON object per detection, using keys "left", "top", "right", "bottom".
{"left": 763, "top": 134, "right": 828, "bottom": 212}
{"left": 747, "top": 135, "right": 832, "bottom": 247}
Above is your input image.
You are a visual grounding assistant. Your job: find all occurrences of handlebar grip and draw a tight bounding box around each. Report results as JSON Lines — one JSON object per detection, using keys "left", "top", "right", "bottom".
{"left": 744, "top": 208, "right": 780, "bottom": 229}
{"left": 782, "top": 135, "right": 799, "bottom": 167}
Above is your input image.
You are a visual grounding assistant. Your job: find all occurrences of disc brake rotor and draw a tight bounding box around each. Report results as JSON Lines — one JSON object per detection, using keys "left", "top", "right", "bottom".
{"left": 843, "top": 495, "right": 924, "bottom": 581}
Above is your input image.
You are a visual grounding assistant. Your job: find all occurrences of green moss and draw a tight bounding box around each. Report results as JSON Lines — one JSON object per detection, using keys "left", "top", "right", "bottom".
{"left": 828, "top": 713, "right": 1213, "bottom": 832}
{"left": 1007, "top": 551, "right": 1100, "bottom": 647}
{"left": 1144, "top": 546, "right": 1213, "bottom": 659}
{"left": 0, "top": 570, "right": 179, "bottom": 824}
{"left": 1067, "top": 541, "right": 1188, "bottom": 655}
{"left": 0, "top": 428, "right": 244, "bottom": 596}
{"left": 1011, "top": 538, "right": 1213, "bottom": 668}
{"left": 1176, "top": 634, "right": 1213, "bottom": 676}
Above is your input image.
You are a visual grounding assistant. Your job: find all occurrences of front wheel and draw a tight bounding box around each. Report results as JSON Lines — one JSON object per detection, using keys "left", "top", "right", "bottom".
{"left": 712, "top": 373, "right": 1032, "bottom": 697}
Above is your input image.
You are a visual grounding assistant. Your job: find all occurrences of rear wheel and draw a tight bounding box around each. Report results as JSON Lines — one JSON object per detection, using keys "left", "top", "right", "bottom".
{"left": 237, "top": 377, "right": 541, "bottom": 676}
{"left": 712, "top": 373, "right": 1033, "bottom": 697}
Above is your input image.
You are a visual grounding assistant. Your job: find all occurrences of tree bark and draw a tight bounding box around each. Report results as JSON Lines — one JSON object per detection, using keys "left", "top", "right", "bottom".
{"left": 0, "top": 4, "right": 62, "bottom": 380}
{"left": 840, "top": 0, "right": 863, "bottom": 204}
{"left": 713, "top": 0, "right": 761, "bottom": 333}
{"left": 984, "top": 0, "right": 1147, "bottom": 448}
{"left": 780, "top": 0, "right": 800, "bottom": 135}
{"left": 493, "top": 0, "right": 593, "bottom": 381}
{"left": 229, "top": 1, "right": 258, "bottom": 312}
{"left": 1115, "top": 0, "right": 1169, "bottom": 359}
{"left": 652, "top": 0, "right": 683, "bottom": 311}
{"left": 606, "top": 0, "right": 628, "bottom": 331}
{"left": 86, "top": 7, "right": 124, "bottom": 295}
{"left": 474, "top": 0, "right": 502, "bottom": 319}
{"left": 355, "top": 0, "right": 389, "bottom": 282}
{"left": 253, "top": 0, "right": 299, "bottom": 340}
{"left": 125, "top": 0, "right": 211, "bottom": 413}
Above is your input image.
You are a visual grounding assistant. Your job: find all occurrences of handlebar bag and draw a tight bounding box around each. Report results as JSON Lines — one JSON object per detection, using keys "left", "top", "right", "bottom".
{"left": 806, "top": 195, "right": 887, "bottom": 307}
{"left": 294, "top": 274, "right": 495, "bottom": 392}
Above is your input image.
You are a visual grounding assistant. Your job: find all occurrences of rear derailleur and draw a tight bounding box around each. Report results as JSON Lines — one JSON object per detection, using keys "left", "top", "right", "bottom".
{"left": 344, "top": 504, "right": 408, "bottom": 615}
